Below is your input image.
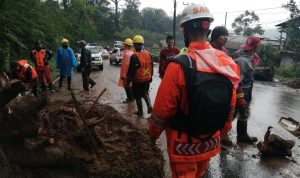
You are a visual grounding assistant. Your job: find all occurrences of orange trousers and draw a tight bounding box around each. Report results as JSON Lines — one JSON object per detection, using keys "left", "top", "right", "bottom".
{"left": 170, "top": 159, "right": 210, "bottom": 178}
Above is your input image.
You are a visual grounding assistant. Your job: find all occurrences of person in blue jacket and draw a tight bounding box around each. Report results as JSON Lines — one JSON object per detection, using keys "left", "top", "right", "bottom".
{"left": 56, "top": 38, "right": 78, "bottom": 90}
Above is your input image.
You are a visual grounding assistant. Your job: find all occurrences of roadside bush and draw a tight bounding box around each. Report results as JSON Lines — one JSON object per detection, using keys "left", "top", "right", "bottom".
{"left": 256, "top": 44, "right": 281, "bottom": 67}
{"left": 275, "top": 66, "right": 295, "bottom": 78}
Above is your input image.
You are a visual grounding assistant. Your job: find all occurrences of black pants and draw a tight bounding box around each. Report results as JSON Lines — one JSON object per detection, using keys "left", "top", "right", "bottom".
{"left": 82, "top": 68, "right": 95, "bottom": 90}
{"left": 59, "top": 75, "right": 71, "bottom": 89}
{"left": 132, "top": 81, "right": 151, "bottom": 112}
{"left": 31, "top": 78, "right": 38, "bottom": 96}
{"left": 132, "top": 81, "right": 150, "bottom": 100}
{"left": 124, "top": 80, "right": 134, "bottom": 100}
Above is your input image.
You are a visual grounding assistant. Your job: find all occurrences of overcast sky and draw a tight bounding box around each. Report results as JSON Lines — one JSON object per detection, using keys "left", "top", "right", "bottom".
{"left": 139, "top": 0, "right": 292, "bottom": 29}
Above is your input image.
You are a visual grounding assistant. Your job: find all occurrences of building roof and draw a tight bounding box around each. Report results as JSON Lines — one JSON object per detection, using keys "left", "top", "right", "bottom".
{"left": 226, "top": 35, "right": 280, "bottom": 50}
{"left": 276, "top": 17, "right": 300, "bottom": 28}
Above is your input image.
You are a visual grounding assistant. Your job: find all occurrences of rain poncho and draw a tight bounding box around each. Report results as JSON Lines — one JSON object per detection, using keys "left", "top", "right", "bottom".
{"left": 55, "top": 46, "right": 78, "bottom": 76}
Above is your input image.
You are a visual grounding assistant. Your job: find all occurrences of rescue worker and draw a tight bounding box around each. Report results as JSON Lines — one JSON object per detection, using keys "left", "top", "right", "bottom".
{"left": 159, "top": 35, "right": 180, "bottom": 78}
{"left": 180, "top": 47, "right": 188, "bottom": 54}
{"left": 118, "top": 38, "right": 134, "bottom": 103}
{"left": 233, "top": 35, "right": 261, "bottom": 143}
{"left": 210, "top": 26, "right": 229, "bottom": 53}
{"left": 78, "top": 40, "right": 96, "bottom": 91}
{"left": 147, "top": 3, "right": 240, "bottom": 177}
{"left": 30, "top": 40, "right": 53, "bottom": 93}
{"left": 55, "top": 38, "right": 78, "bottom": 90}
{"left": 10, "top": 60, "right": 38, "bottom": 96}
{"left": 127, "top": 35, "right": 153, "bottom": 117}
{"left": 210, "top": 26, "right": 233, "bottom": 146}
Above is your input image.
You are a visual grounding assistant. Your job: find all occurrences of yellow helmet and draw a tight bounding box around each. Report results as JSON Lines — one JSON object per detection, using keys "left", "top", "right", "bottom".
{"left": 133, "top": 35, "right": 144, "bottom": 44}
{"left": 61, "top": 38, "right": 69, "bottom": 44}
{"left": 124, "top": 38, "right": 133, "bottom": 46}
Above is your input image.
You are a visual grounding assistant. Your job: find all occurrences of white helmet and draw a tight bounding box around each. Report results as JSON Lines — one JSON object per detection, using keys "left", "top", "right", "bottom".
{"left": 179, "top": 3, "right": 214, "bottom": 27}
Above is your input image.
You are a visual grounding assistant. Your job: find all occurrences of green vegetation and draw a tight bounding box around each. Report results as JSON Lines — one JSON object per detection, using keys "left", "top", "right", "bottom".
{"left": 275, "top": 0, "right": 300, "bottom": 80}
{"left": 232, "top": 10, "right": 264, "bottom": 36}
{"left": 282, "top": 0, "right": 300, "bottom": 62}
{"left": 256, "top": 44, "right": 280, "bottom": 67}
{"left": 0, "top": 0, "right": 173, "bottom": 72}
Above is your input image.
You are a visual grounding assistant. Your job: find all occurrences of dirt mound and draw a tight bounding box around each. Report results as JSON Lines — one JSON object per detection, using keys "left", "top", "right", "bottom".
{"left": 286, "top": 79, "right": 300, "bottom": 89}
{"left": 0, "top": 98, "right": 164, "bottom": 178}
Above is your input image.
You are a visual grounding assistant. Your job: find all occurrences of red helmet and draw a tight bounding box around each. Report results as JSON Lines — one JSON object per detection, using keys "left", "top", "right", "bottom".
{"left": 241, "top": 36, "right": 261, "bottom": 51}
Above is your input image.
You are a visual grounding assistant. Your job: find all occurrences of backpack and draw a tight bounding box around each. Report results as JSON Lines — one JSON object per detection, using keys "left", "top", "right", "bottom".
{"left": 169, "top": 54, "right": 233, "bottom": 140}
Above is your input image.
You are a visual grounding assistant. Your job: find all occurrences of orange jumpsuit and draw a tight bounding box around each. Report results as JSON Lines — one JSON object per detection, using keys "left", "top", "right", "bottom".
{"left": 147, "top": 42, "right": 240, "bottom": 178}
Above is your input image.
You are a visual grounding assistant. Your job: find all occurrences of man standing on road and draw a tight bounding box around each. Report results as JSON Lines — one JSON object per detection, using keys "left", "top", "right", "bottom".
{"left": 30, "top": 40, "right": 54, "bottom": 93}
{"left": 159, "top": 35, "right": 180, "bottom": 79}
{"left": 147, "top": 3, "right": 240, "bottom": 177}
{"left": 118, "top": 38, "right": 134, "bottom": 103}
{"left": 127, "top": 35, "right": 153, "bottom": 117}
{"left": 233, "top": 35, "right": 261, "bottom": 143}
{"left": 55, "top": 38, "right": 78, "bottom": 90}
{"left": 210, "top": 26, "right": 229, "bottom": 53}
{"left": 78, "top": 40, "right": 96, "bottom": 91}
{"left": 210, "top": 26, "right": 233, "bottom": 146}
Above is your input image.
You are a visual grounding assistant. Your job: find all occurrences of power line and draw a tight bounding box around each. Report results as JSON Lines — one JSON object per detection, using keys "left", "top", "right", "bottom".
{"left": 214, "top": 11, "right": 289, "bottom": 17}
{"left": 213, "top": 6, "right": 297, "bottom": 15}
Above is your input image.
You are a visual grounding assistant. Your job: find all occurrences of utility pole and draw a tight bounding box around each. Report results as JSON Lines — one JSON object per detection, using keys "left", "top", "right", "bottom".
{"left": 173, "top": 0, "right": 176, "bottom": 43}
{"left": 225, "top": 12, "right": 228, "bottom": 27}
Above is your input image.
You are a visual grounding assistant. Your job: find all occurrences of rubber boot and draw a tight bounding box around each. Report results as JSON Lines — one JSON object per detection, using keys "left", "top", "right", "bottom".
{"left": 58, "top": 77, "right": 63, "bottom": 90}
{"left": 221, "top": 133, "right": 234, "bottom": 147}
{"left": 41, "top": 84, "right": 46, "bottom": 92}
{"left": 143, "top": 93, "right": 152, "bottom": 114}
{"left": 134, "top": 99, "right": 143, "bottom": 117}
{"left": 67, "top": 76, "right": 72, "bottom": 90}
{"left": 237, "top": 121, "right": 258, "bottom": 143}
{"left": 49, "top": 83, "right": 55, "bottom": 93}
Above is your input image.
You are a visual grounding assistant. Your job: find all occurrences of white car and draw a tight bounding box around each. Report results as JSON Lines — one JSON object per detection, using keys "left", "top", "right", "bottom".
{"left": 88, "top": 47, "right": 103, "bottom": 71}
{"left": 110, "top": 48, "right": 124, "bottom": 65}
{"left": 113, "top": 41, "right": 123, "bottom": 48}
{"left": 99, "top": 48, "right": 110, "bottom": 60}
{"left": 76, "top": 47, "right": 103, "bottom": 71}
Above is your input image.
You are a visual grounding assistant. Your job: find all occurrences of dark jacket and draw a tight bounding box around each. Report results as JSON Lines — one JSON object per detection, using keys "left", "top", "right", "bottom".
{"left": 80, "top": 48, "right": 92, "bottom": 69}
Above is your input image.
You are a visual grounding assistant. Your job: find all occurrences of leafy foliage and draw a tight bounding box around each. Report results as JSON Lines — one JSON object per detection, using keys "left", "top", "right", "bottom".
{"left": 232, "top": 10, "right": 264, "bottom": 36}
{"left": 282, "top": 0, "right": 300, "bottom": 61}
{"left": 0, "top": 0, "right": 173, "bottom": 71}
{"left": 256, "top": 44, "right": 281, "bottom": 67}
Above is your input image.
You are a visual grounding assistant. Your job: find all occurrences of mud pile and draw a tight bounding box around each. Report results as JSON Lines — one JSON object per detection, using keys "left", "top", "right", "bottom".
{"left": 286, "top": 79, "right": 300, "bottom": 89}
{"left": 0, "top": 96, "right": 164, "bottom": 178}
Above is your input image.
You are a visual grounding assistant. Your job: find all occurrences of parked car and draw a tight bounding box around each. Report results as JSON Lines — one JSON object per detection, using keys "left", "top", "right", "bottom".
{"left": 113, "top": 41, "right": 123, "bottom": 48}
{"left": 76, "top": 47, "right": 103, "bottom": 72}
{"left": 99, "top": 48, "right": 110, "bottom": 60}
{"left": 86, "top": 43, "right": 98, "bottom": 47}
{"left": 88, "top": 47, "right": 103, "bottom": 71}
{"left": 110, "top": 47, "right": 124, "bottom": 65}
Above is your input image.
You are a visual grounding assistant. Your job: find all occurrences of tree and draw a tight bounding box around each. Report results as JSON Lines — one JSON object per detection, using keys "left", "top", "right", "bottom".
{"left": 121, "top": 0, "right": 141, "bottom": 29}
{"left": 282, "top": 0, "right": 300, "bottom": 61}
{"left": 232, "top": 10, "right": 264, "bottom": 36}
{"left": 140, "top": 7, "right": 172, "bottom": 33}
{"left": 108, "top": 0, "right": 122, "bottom": 31}
{"left": 256, "top": 44, "right": 281, "bottom": 67}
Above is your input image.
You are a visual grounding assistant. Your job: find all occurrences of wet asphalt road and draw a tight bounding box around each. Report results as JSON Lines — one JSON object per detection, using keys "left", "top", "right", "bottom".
{"left": 53, "top": 60, "right": 300, "bottom": 178}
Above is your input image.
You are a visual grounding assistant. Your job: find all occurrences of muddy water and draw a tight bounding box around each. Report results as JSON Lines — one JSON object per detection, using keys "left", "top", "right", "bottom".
{"left": 53, "top": 61, "right": 300, "bottom": 178}
{"left": 206, "top": 82, "right": 300, "bottom": 178}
